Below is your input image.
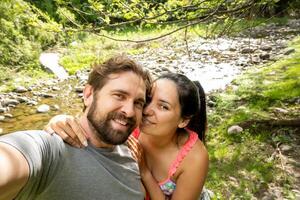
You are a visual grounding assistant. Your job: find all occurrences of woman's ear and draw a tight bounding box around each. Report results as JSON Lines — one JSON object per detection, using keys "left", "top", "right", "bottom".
{"left": 178, "top": 118, "right": 190, "bottom": 129}
{"left": 83, "top": 84, "right": 93, "bottom": 107}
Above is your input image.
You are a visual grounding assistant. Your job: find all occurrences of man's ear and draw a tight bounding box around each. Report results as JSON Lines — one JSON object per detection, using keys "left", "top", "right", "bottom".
{"left": 178, "top": 118, "right": 190, "bottom": 129}
{"left": 83, "top": 84, "right": 93, "bottom": 107}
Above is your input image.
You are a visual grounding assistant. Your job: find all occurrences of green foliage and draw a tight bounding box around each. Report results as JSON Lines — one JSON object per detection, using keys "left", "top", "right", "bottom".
{"left": 207, "top": 36, "right": 300, "bottom": 198}
{"left": 0, "top": 0, "right": 62, "bottom": 72}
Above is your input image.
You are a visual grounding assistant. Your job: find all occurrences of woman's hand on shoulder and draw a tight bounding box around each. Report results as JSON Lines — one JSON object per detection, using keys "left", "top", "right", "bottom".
{"left": 44, "top": 114, "right": 87, "bottom": 148}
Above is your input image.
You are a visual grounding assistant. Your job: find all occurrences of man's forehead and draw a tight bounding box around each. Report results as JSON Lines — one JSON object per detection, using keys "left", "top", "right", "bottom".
{"left": 104, "top": 72, "right": 146, "bottom": 96}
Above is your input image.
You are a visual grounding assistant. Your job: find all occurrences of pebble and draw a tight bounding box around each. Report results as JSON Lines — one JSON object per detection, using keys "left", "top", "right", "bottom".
{"left": 4, "top": 113, "right": 13, "bottom": 118}
{"left": 75, "top": 86, "right": 84, "bottom": 93}
{"left": 227, "top": 125, "right": 243, "bottom": 134}
{"left": 0, "top": 116, "right": 5, "bottom": 121}
{"left": 280, "top": 144, "right": 293, "bottom": 153}
{"left": 284, "top": 48, "right": 295, "bottom": 55}
{"left": 16, "top": 96, "right": 29, "bottom": 103}
{"left": 40, "top": 93, "right": 55, "bottom": 98}
{"left": 14, "top": 86, "right": 28, "bottom": 93}
{"left": 26, "top": 100, "right": 38, "bottom": 106}
{"left": 52, "top": 86, "right": 60, "bottom": 91}
{"left": 37, "top": 104, "right": 50, "bottom": 113}
{"left": 2, "top": 99, "right": 20, "bottom": 106}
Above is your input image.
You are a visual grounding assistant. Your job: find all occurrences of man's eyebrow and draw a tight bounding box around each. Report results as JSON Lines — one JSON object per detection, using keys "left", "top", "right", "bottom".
{"left": 112, "top": 89, "right": 129, "bottom": 95}
{"left": 113, "top": 89, "right": 146, "bottom": 102}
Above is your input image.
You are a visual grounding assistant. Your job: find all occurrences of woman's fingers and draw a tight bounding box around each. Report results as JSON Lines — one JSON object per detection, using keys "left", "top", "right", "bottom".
{"left": 56, "top": 121, "right": 83, "bottom": 147}
{"left": 44, "top": 114, "right": 86, "bottom": 148}
{"left": 44, "top": 125, "right": 55, "bottom": 135}
{"left": 127, "top": 136, "right": 142, "bottom": 162}
{"left": 59, "top": 129, "right": 81, "bottom": 148}
{"left": 68, "top": 117, "right": 88, "bottom": 147}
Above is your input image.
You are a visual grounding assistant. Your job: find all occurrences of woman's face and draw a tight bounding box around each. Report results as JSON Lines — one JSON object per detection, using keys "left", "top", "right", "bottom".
{"left": 140, "top": 79, "right": 186, "bottom": 136}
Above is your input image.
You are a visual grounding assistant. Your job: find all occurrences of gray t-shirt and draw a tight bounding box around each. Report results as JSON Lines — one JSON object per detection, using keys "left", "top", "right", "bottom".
{"left": 0, "top": 130, "right": 144, "bottom": 200}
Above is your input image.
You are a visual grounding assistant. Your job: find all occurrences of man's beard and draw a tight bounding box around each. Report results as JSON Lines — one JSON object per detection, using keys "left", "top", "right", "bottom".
{"left": 87, "top": 102, "right": 136, "bottom": 145}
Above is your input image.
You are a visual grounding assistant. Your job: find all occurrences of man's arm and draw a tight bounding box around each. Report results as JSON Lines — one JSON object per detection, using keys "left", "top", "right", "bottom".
{"left": 0, "top": 143, "right": 29, "bottom": 200}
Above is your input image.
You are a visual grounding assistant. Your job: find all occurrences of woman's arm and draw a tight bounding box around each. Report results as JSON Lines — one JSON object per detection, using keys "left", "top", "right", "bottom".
{"left": 44, "top": 115, "right": 87, "bottom": 148}
{"left": 171, "top": 141, "right": 209, "bottom": 200}
{"left": 127, "top": 136, "right": 165, "bottom": 200}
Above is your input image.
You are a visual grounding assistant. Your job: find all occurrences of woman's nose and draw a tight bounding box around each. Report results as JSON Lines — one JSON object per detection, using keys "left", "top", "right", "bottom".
{"left": 143, "top": 103, "right": 154, "bottom": 116}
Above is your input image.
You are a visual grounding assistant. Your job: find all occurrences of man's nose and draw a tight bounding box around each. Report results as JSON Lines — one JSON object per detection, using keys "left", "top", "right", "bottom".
{"left": 120, "top": 102, "right": 135, "bottom": 117}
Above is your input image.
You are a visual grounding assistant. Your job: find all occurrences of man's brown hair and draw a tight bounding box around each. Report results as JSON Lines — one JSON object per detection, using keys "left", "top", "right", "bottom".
{"left": 84, "top": 55, "right": 152, "bottom": 110}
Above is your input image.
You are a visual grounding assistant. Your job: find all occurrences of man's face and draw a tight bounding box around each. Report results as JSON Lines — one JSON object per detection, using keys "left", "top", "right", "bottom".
{"left": 86, "top": 71, "right": 146, "bottom": 145}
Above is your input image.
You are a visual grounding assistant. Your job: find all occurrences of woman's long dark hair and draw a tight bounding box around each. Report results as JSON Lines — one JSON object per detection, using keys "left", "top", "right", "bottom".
{"left": 158, "top": 73, "right": 207, "bottom": 143}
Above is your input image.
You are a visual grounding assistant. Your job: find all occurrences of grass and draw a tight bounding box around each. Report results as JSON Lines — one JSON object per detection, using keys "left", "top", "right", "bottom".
{"left": 206, "top": 36, "right": 300, "bottom": 199}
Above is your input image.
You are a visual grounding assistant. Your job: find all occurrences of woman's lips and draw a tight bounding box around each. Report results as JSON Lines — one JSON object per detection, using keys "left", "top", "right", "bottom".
{"left": 142, "top": 117, "right": 155, "bottom": 125}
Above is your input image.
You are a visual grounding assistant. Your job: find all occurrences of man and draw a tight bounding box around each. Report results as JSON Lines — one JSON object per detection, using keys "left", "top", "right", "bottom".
{"left": 0, "top": 55, "right": 152, "bottom": 200}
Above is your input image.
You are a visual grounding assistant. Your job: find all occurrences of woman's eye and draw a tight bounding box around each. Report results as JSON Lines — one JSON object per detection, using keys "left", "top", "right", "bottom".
{"left": 159, "top": 105, "right": 169, "bottom": 110}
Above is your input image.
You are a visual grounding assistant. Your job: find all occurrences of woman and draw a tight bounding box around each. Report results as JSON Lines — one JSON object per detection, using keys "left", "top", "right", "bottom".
{"left": 46, "top": 73, "right": 209, "bottom": 200}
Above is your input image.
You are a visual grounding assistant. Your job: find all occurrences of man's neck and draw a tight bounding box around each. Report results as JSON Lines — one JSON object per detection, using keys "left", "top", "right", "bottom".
{"left": 79, "top": 116, "right": 115, "bottom": 148}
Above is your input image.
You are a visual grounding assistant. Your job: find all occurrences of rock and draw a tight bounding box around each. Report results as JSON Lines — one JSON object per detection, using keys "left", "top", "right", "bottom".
{"left": 274, "top": 107, "right": 288, "bottom": 114}
{"left": 37, "top": 104, "right": 50, "bottom": 113}
{"left": 262, "top": 194, "right": 276, "bottom": 200}
{"left": 0, "top": 108, "right": 6, "bottom": 113}
{"left": 40, "top": 93, "right": 55, "bottom": 98}
{"left": 251, "top": 57, "right": 260, "bottom": 64}
{"left": 280, "top": 144, "right": 293, "bottom": 153}
{"left": 26, "top": 100, "right": 38, "bottom": 106}
{"left": 161, "top": 67, "right": 170, "bottom": 73}
{"left": 52, "top": 86, "right": 60, "bottom": 91}
{"left": 16, "top": 96, "right": 29, "bottom": 103}
{"left": 207, "top": 100, "right": 216, "bottom": 107}
{"left": 0, "top": 128, "right": 3, "bottom": 135}
{"left": 259, "top": 53, "right": 270, "bottom": 60}
{"left": 260, "top": 46, "right": 272, "bottom": 51}
{"left": 154, "top": 68, "right": 161, "bottom": 73}
{"left": 4, "top": 113, "right": 13, "bottom": 118}
{"left": 0, "top": 116, "right": 5, "bottom": 121}
{"left": 52, "top": 104, "right": 60, "bottom": 111}
{"left": 283, "top": 48, "right": 295, "bottom": 55}
{"left": 14, "top": 86, "right": 28, "bottom": 93}
{"left": 2, "top": 99, "right": 20, "bottom": 106}
{"left": 75, "top": 86, "right": 84, "bottom": 93}
{"left": 157, "top": 59, "right": 165, "bottom": 63}
{"left": 241, "top": 48, "right": 255, "bottom": 54}
{"left": 227, "top": 125, "right": 243, "bottom": 134}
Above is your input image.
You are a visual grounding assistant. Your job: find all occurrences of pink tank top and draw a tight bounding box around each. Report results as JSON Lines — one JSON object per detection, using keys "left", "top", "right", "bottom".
{"left": 132, "top": 129, "right": 198, "bottom": 199}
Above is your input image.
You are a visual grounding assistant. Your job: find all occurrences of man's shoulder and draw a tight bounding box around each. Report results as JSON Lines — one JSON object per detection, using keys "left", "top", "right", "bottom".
{"left": 0, "top": 130, "right": 65, "bottom": 155}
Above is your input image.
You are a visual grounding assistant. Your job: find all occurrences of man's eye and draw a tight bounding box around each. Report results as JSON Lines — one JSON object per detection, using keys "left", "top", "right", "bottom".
{"left": 135, "top": 101, "right": 144, "bottom": 109}
{"left": 114, "top": 94, "right": 124, "bottom": 100}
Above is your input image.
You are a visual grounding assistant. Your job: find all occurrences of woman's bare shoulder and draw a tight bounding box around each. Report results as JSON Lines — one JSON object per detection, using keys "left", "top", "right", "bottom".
{"left": 184, "top": 139, "right": 209, "bottom": 168}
